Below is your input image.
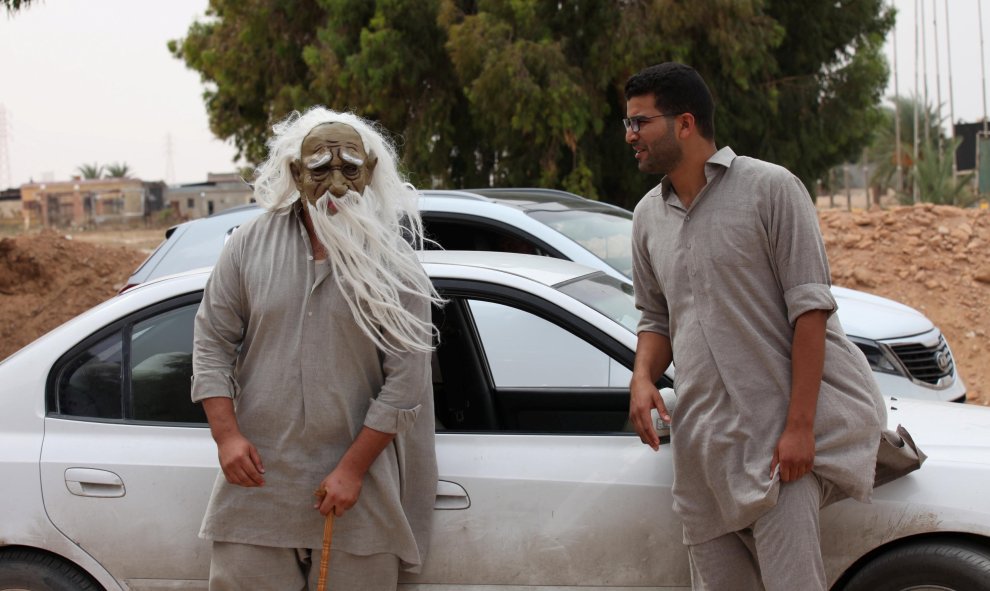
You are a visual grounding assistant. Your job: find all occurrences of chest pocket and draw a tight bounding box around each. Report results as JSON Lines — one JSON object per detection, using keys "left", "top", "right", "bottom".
{"left": 712, "top": 207, "right": 766, "bottom": 267}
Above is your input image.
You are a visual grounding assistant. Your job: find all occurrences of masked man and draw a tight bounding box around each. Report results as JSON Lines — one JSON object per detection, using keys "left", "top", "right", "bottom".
{"left": 192, "top": 106, "right": 441, "bottom": 590}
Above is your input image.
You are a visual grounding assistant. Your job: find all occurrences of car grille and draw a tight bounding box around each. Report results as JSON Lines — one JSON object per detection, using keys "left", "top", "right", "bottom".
{"left": 889, "top": 336, "right": 954, "bottom": 385}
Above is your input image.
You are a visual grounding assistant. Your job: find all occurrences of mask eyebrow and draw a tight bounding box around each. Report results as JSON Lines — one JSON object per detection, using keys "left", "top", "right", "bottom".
{"left": 340, "top": 151, "right": 365, "bottom": 167}
{"left": 304, "top": 151, "right": 333, "bottom": 170}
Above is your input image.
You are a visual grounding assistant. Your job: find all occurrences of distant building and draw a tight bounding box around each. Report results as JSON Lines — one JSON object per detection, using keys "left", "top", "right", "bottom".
{"left": 20, "top": 177, "right": 166, "bottom": 228}
{"left": 953, "top": 121, "right": 989, "bottom": 172}
{"left": 0, "top": 187, "right": 21, "bottom": 222}
{"left": 163, "top": 173, "right": 253, "bottom": 220}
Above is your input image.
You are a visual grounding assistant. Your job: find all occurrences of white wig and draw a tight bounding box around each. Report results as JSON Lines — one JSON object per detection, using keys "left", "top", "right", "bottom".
{"left": 253, "top": 106, "right": 441, "bottom": 353}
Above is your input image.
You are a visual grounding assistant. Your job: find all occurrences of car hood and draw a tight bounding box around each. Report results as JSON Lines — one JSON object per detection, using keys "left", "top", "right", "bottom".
{"left": 832, "top": 286, "right": 933, "bottom": 340}
{"left": 886, "top": 397, "right": 990, "bottom": 464}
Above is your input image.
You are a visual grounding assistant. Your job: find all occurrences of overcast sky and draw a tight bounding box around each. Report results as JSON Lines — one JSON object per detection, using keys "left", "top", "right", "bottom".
{"left": 1, "top": 0, "right": 988, "bottom": 189}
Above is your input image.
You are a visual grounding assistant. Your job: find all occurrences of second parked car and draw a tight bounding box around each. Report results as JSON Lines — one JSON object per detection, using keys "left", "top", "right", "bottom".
{"left": 123, "top": 188, "right": 966, "bottom": 403}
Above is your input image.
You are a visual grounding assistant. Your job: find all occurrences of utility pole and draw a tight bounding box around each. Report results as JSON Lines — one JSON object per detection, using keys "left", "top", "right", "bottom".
{"left": 894, "top": 17, "right": 903, "bottom": 194}
{"left": 980, "top": 0, "right": 989, "bottom": 134}
{"left": 913, "top": 0, "right": 921, "bottom": 203}
{"left": 0, "top": 105, "right": 11, "bottom": 189}
{"left": 165, "top": 134, "right": 176, "bottom": 185}
{"left": 945, "top": 0, "right": 957, "bottom": 177}
{"left": 920, "top": 0, "right": 930, "bottom": 147}
{"left": 932, "top": 0, "right": 943, "bottom": 155}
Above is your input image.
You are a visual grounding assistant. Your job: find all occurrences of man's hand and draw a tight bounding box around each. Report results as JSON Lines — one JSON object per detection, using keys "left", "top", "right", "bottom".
{"left": 216, "top": 433, "right": 265, "bottom": 487}
{"left": 770, "top": 424, "right": 815, "bottom": 482}
{"left": 314, "top": 466, "right": 363, "bottom": 517}
{"left": 629, "top": 376, "right": 670, "bottom": 451}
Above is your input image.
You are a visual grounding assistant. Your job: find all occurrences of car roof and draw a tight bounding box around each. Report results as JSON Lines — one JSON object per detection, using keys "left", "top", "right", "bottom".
{"left": 422, "top": 188, "right": 630, "bottom": 215}
{"left": 129, "top": 189, "right": 626, "bottom": 287}
{"left": 418, "top": 249, "right": 600, "bottom": 287}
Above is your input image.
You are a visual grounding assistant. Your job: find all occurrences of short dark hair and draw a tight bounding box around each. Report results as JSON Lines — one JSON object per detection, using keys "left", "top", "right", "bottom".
{"left": 624, "top": 63, "right": 715, "bottom": 140}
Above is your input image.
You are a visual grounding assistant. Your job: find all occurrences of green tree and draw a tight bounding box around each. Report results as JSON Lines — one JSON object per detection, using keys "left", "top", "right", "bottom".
{"left": 105, "top": 162, "right": 132, "bottom": 178}
{"left": 2, "top": 0, "right": 33, "bottom": 14}
{"left": 76, "top": 163, "right": 103, "bottom": 179}
{"left": 172, "top": 0, "right": 894, "bottom": 208}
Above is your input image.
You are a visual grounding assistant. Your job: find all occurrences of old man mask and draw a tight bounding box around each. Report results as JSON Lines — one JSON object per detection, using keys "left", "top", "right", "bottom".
{"left": 289, "top": 122, "right": 379, "bottom": 215}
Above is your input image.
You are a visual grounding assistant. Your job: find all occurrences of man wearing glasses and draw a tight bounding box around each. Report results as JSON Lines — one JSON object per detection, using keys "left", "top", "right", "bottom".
{"left": 623, "top": 62, "right": 887, "bottom": 590}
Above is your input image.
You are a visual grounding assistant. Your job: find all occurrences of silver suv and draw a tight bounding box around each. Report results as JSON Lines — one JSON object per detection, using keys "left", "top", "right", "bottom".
{"left": 126, "top": 188, "right": 966, "bottom": 403}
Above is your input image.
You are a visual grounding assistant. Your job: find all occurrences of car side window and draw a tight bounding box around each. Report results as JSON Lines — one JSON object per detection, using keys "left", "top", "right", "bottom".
{"left": 431, "top": 296, "right": 633, "bottom": 434}
{"left": 129, "top": 304, "right": 202, "bottom": 423}
{"left": 57, "top": 331, "right": 124, "bottom": 419}
{"left": 467, "top": 299, "right": 631, "bottom": 388}
{"left": 53, "top": 297, "right": 206, "bottom": 425}
{"left": 422, "top": 218, "right": 546, "bottom": 256}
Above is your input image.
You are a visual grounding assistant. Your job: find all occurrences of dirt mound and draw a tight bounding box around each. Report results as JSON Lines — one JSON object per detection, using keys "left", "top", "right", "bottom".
{"left": 0, "top": 230, "right": 145, "bottom": 360}
{"left": 821, "top": 203, "right": 990, "bottom": 405}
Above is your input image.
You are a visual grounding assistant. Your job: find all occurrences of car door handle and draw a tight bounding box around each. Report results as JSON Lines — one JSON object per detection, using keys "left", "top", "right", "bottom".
{"left": 435, "top": 480, "right": 470, "bottom": 510}
{"left": 64, "top": 468, "right": 126, "bottom": 498}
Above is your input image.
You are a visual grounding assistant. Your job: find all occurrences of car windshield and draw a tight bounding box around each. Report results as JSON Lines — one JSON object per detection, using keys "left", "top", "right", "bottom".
{"left": 556, "top": 273, "right": 641, "bottom": 333}
{"left": 528, "top": 208, "right": 634, "bottom": 279}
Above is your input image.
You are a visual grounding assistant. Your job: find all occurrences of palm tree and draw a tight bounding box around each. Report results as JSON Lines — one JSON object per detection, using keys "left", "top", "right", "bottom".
{"left": 865, "top": 95, "right": 958, "bottom": 204}
{"left": 105, "top": 162, "right": 132, "bottom": 178}
{"left": 76, "top": 163, "right": 104, "bottom": 179}
{"left": 912, "top": 135, "right": 975, "bottom": 206}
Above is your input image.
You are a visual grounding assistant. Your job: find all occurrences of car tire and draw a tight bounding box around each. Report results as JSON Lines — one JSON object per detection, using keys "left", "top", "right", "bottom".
{"left": 0, "top": 548, "right": 101, "bottom": 591}
{"left": 843, "top": 540, "right": 990, "bottom": 591}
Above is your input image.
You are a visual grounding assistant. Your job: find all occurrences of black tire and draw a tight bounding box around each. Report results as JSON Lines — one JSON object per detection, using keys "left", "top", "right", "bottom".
{"left": 0, "top": 548, "right": 102, "bottom": 591}
{"left": 843, "top": 540, "right": 990, "bottom": 591}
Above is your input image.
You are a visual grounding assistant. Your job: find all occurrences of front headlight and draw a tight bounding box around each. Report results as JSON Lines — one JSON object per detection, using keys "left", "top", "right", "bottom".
{"left": 849, "top": 338, "right": 904, "bottom": 376}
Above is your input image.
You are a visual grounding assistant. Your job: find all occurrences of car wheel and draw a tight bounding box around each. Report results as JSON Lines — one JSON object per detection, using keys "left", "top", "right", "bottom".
{"left": 843, "top": 540, "right": 990, "bottom": 591}
{"left": 0, "top": 548, "right": 101, "bottom": 591}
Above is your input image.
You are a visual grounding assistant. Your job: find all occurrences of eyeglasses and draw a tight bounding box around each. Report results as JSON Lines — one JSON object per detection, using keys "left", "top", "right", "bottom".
{"left": 622, "top": 113, "right": 683, "bottom": 133}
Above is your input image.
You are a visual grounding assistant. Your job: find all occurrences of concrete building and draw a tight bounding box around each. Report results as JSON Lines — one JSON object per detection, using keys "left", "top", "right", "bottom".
{"left": 163, "top": 173, "right": 253, "bottom": 220}
{"left": 0, "top": 187, "right": 21, "bottom": 223}
{"left": 20, "top": 178, "right": 166, "bottom": 228}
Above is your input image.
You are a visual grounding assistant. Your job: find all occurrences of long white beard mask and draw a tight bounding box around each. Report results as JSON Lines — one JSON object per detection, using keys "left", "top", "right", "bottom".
{"left": 307, "top": 187, "right": 437, "bottom": 353}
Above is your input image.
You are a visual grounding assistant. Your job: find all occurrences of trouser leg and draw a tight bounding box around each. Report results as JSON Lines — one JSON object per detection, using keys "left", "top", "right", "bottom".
{"left": 305, "top": 549, "right": 400, "bottom": 591}
{"left": 209, "top": 541, "right": 307, "bottom": 591}
{"left": 211, "top": 541, "right": 399, "bottom": 591}
{"left": 750, "top": 473, "right": 829, "bottom": 591}
{"left": 687, "top": 530, "right": 763, "bottom": 591}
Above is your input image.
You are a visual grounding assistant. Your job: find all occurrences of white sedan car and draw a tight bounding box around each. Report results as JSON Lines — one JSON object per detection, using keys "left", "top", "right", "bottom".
{"left": 2, "top": 252, "right": 988, "bottom": 591}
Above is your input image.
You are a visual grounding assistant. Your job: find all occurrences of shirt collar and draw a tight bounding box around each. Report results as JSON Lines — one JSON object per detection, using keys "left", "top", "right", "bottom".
{"left": 654, "top": 146, "right": 738, "bottom": 204}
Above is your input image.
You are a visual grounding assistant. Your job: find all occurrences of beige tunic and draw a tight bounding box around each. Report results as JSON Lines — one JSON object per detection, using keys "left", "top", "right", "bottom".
{"left": 632, "top": 147, "right": 886, "bottom": 545}
{"left": 191, "top": 205, "right": 437, "bottom": 572}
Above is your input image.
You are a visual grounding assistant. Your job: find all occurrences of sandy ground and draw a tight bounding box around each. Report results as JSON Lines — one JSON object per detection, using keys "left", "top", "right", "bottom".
{"left": 1, "top": 206, "right": 988, "bottom": 405}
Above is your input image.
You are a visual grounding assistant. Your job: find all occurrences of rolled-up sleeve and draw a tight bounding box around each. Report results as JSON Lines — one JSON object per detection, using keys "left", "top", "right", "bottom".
{"left": 632, "top": 205, "right": 670, "bottom": 337}
{"left": 783, "top": 283, "right": 837, "bottom": 326}
{"left": 191, "top": 231, "right": 247, "bottom": 402}
{"left": 768, "top": 173, "right": 836, "bottom": 325}
{"left": 363, "top": 276, "right": 433, "bottom": 435}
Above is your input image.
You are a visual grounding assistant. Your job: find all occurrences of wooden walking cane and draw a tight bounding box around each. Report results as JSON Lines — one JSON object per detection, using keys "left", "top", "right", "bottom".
{"left": 314, "top": 489, "right": 335, "bottom": 591}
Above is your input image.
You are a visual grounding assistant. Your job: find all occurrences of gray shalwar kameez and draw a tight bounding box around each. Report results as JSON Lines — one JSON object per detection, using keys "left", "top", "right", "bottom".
{"left": 631, "top": 147, "right": 887, "bottom": 547}
{"left": 191, "top": 205, "right": 437, "bottom": 572}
